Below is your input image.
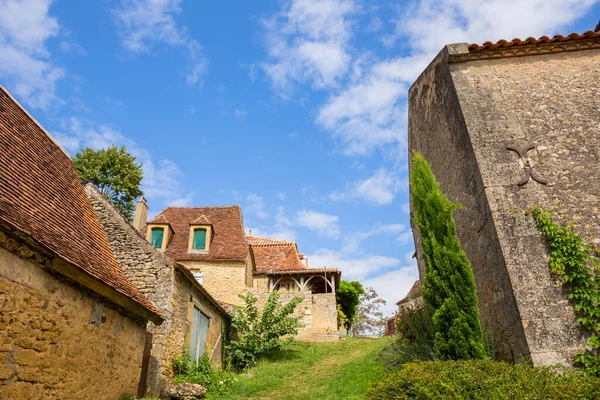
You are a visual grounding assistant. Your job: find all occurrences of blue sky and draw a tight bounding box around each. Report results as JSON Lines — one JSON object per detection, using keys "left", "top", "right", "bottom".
{"left": 1, "top": 0, "right": 599, "bottom": 315}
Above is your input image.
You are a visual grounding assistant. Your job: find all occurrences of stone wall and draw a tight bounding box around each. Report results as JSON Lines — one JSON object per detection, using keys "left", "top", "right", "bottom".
{"left": 85, "top": 186, "right": 228, "bottom": 395}
{"left": 409, "top": 44, "right": 597, "bottom": 366}
{"left": 181, "top": 260, "right": 248, "bottom": 306}
{"left": 0, "top": 246, "right": 147, "bottom": 399}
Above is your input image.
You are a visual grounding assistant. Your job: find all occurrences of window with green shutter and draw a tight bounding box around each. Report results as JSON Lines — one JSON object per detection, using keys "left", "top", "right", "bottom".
{"left": 192, "top": 228, "right": 207, "bottom": 250}
{"left": 151, "top": 227, "right": 164, "bottom": 249}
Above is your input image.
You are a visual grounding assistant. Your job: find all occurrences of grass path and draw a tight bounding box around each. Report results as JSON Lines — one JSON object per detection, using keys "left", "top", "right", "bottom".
{"left": 207, "top": 337, "right": 388, "bottom": 400}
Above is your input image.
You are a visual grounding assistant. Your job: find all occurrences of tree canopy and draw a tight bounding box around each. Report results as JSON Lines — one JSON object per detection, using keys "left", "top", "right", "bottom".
{"left": 73, "top": 145, "right": 143, "bottom": 222}
{"left": 336, "top": 280, "right": 365, "bottom": 329}
{"left": 351, "top": 287, "right": 386, "bottom": 337}
{"left": 410, "top": 152, "right": 485, "bottom": 360}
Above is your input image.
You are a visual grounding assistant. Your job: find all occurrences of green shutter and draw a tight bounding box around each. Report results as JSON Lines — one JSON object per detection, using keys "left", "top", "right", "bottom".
{"left": 151, "top": 228, "right": 164, "bottom": 249}
{"left": 193, "top": 229, "right": 206, "bottom": 250}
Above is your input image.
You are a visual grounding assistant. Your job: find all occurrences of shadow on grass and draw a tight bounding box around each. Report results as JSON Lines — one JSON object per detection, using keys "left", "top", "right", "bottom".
{"left": 263, "top": 348, "right": 303, "bottom": 362}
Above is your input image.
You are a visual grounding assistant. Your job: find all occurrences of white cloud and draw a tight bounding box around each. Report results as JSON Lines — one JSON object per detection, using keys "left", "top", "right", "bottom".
{"left": 277, "top": 192, "right": 286, "bottom": 201}
{"left": 113, "top": 0, "right": 208, "bottom": 87}
{"left": 246, "top": 194, "right": 269, "bottom": 219}
{"left": 58, "top": 40, "right": 86, "bottom": 55}
{"left": 0, "top": 0, "right": 64, "bottom": 109}
{"left": 342, "top": 223, "right": 406, "bottom": 253}
{"left": 295, "top": 210, "right": 340, "bottom": 239}
{"left": 248, "top": 206, "right": 298, "bottom": 241}
{"left": 308, "top": 248, "right": 401, "bottom": 281}
{"left": 234, "top": 108, "right": 247, "bottom": 118}
{"left": 261, "top": 0, "right": 357, "bottom": 94}
{"left": 363, "top": 265, "right": 419, "bottom": 316}
{"left": 329, "top": 168, "right": 401, "bottom": 205}
{"left": 401, "top": 202, "right": 410, "bottom": 214}
{"left": 395, "top": 230, "right": 414, "bottom": 245}
{"left": 52, "top": 117, "right": 192, "bottom": 206}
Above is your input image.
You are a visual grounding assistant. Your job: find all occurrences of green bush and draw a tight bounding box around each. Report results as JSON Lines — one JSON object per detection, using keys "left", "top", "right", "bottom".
{"left": 367, "top": 360, "right": 600, "bottom": 400}
{"left": 227, "top": 290, "right": 303, "bottom": 370}
{"left": 171, "top": 351, "right": 236, "bottom": 394}
{"left": 410, "top": 152, "right": 485, "bottom": 360}
{"left": 379, "top": 306, "right": 436, "bottom": 369}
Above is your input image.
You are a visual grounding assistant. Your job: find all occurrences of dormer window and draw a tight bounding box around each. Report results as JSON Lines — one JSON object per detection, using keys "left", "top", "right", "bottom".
{"left": 188, "top": 218, "right": 212, "bottom": 252}
{"left": 150, "top": 227, "right": 164, "bottom": 249}
{"left": 192, "top": 228, "right": 207, "bottom": 250}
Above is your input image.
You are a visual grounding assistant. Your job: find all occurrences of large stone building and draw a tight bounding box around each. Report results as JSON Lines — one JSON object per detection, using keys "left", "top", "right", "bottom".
{"left": 85, "top": 185, "right": 229, "bottom": 396}
{"left": 409, "top": 30, "right": 600, "bottom": 366}
{"left": 0, "top": 86, "right": 163, "bottom": 399}
{"left": 138, "top": 204, "right": 340, "bottom": 342}
{"left": 384, "top": 280, "right": 423, "bottom": 336}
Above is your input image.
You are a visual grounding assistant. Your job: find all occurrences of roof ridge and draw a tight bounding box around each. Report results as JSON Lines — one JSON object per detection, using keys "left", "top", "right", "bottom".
{"left": 164, "top": 205, "right": 241, "bottom": 209}
{"left": 468, "top": 30, "right": 600, "bottom": 52}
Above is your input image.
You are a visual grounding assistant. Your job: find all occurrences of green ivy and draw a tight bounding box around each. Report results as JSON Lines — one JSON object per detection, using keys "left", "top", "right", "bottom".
{"left": 529, "top": 207, "right": 600, "bottom": 377}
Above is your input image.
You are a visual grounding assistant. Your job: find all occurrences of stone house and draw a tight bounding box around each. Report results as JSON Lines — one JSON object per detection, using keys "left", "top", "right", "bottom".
{"left": 85, "top": 185, "right": 230, "bottom": 396}
{"left": 137, "top": 204, "right": 340, "bottom": 342}
{"left": 384, "top": 280, "right": 423, "bottom": 336}
{"left": 408, "top": 30, "right": 600, "bottom": 366}
{"left": 0, "top": 85, "right": 163, "bottom": 399}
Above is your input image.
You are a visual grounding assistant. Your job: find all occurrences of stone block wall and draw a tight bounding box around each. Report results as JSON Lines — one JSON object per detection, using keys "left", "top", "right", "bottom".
{"left": 181, "top": 260, "right": 248, "bottom": 306}
{"left": 409, "top": 44, "right": 598, "bottom": 366}
{"left": 0, "top": 247, "right": 146, "bottom": 399}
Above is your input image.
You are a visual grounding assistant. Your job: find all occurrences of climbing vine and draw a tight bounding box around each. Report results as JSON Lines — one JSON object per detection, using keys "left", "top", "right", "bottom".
{"left": 529, "top": 207, "right": 600, "bottom": 376}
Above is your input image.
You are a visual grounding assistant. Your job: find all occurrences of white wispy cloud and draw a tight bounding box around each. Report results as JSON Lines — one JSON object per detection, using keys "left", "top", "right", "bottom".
{"left": 295, "top": 210, "right": 340, "bottom": 239}
{"left": 113, "top": 0, "right": 208, "bottom": 87}
{"left": 52, "top": 117, "right": 193, "bottom": 206}
{"left": 246, "top": 193, "right": 269, "bottom": 219}
{"left": 342, "top": 223, "right": 405, "bottom": 253}
{"left": 362, "top": 262, "right": 419, "bottom": 316}
{"left": 261, "top": 0, "right": 357, "bottom": 94}
{"left": 308, "top": 248, "right": 401, "bottom": 281}
{"left": 328, "top": 168, "right": 401, "bottom": 205}
{"left": 248, "top": 206, "right": 298, "bottom": 241}
{"left": 0, "top": 0, "right": 64, "bottom": 109}
{"left": 58, "top": 40, "right": 86, "bottom": 55}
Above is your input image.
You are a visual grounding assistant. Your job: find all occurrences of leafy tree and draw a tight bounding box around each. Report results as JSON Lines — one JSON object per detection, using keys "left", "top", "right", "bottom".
{"left": 351, "top": 287, "right": 386, "bottom": 337}
{"left": 336, "top": 280, "right": 364, "bottom": 329}
{"left": 227, "top": 291, "right": 303, "bottom": 370}
{"left": 410, "top": 152, "right": 485, "bottom": 360}
{"left": 73, "top": 145, "right": 143, "bottom": 221}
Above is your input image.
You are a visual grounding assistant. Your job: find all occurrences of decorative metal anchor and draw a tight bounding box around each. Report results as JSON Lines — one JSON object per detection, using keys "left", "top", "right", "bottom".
{"left": 506, "top": 144, "right": 548, "bottom": 186}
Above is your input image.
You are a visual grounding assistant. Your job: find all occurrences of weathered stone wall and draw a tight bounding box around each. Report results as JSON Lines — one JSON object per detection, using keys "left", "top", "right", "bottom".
{"left": 181, "top": 260, "right": 248, "bottom": 306}
{"left": 409, "top": 45, "right": 598, "bottom": 366}
{"left": 163, "top": 268, "right": 226, "bottom": 372}
{"left": 85, "top": 186, "right": 228, "bottom": 395}
{"left": 0, "top": 247, "right": 146, "bottom": 399}
{"left": 450, "top": 48, "right": 598, "bottom": 366}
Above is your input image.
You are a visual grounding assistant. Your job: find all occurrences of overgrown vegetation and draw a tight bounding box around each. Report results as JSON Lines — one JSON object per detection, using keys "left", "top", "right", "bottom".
{"left": 410, "top": 152, "right": 485, "bottom": 360}
{"left": 207, "top": 338, "right": 388, "bottom": 400}
{"left": 336, "top": 280, "right": 364, "bottom": 329}
{"left": 367, "top": 359, "right": 600, "bottom": 399}
{"left": 73, "top": 145, "right": 143, "bottom": 221}
{"left": 379, "top": 305, "right": 436, "bottom": 369}
{"left": 352, "top": 287, "right": 387, "bottom": 336}
{"left": 171, "top": 351, "right": 236, "bottom": 394}
{"left": 529, "top": 206, "right": 600, "bottom": 376}
{"left": 226, "top": 291, "right": 303, "bottom": 370}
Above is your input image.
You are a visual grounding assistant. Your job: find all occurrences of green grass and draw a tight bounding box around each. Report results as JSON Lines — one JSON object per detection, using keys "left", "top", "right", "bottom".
{"left": 207, "top": 337, "right": 389, "bottom": 400}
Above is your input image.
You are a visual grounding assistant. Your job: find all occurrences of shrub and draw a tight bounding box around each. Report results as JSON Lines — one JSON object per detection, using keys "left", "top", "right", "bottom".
{"left": 410, "top": 152, "right": 485, "bottom": 360}
{"left": 379, "top": 306, "right": 436, "bottom": 369}
{"left": 367, "top": 360, "right": 600, "bottom": 400}
{"left": 227, "top": 290, "right": 303, "bottom": 370}
{"left": 171, "top": 351, "right": 236, "bottom": 394}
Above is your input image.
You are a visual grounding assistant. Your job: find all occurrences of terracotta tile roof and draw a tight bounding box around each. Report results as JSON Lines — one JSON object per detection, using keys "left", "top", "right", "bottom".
{"left": 0, "top": 86, "right": 161, "bottom": 321}
{"left": 148, "top": 214, "right": 170, "bottom": 224}
{"left": 252, "top": 243, "right": 306, "bottom": 273}
{"left": 247, "top": 235, "right": 295, "bottom": 246}
{"left": 192, "top": 215, "right": 211, "bottom": 225}
{"left": 468, "top": 30, "right": 600, "bottom": 51}
{"left": 144, "top": 206, "right": 248, "bottom": 261}
{"left": 259, "top": 268, "right": 340, "bottom": 275}
{"left": 396, "top": 280, "right": 422, "bottom": 305}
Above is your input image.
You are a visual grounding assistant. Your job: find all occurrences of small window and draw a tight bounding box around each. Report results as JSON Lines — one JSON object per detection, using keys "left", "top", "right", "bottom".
{"left": 150, "top": 227, "right": 164, "bottom": 249}
{"left": 192, "top": 228, "right": 207, "bottom": 250}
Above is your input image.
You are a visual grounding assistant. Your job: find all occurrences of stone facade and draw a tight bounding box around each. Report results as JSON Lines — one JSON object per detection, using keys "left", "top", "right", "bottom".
{"left": 181, "top": 260, "right": 248, "bottom": 306}
{"left": 409, "top": 41, "right": 599, "bottom": 366}
{"left": 86, "top": 186, "right": 229, "bottom": 396}
{"left": 0, "top": 246, "right": 146, "bottom": 399}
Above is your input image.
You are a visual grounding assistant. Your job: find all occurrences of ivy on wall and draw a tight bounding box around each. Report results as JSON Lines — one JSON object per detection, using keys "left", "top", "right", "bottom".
{"left": 529, "top": 207, "right": 600, "bottom": 377}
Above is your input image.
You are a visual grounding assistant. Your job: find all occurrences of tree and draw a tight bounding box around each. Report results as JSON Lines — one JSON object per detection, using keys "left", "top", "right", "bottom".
{"left": 350, "top": 287, "right": 386, "bottom": 337}
{"left": 73, "top": 146, "right": 143, "bottom": 221}
{"left": 335, "top": 280, "right": 364, "bottom": 329}
{"left": 410, "top": 152, "right": 485, "bottom": 360}
{"left": 227, "top": 291, "right": 303, "bottom": 370}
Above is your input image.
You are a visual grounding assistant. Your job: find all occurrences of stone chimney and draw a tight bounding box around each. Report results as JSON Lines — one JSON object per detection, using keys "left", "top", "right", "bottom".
{"left": 299, "top": 254, "right": 308, "bottom": 268}
{"left": 133, "top": 196, "right": 148, "bottom": 231}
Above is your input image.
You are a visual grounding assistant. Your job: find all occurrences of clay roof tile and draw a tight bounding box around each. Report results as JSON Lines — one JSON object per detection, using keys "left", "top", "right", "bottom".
{"left": 468, "top": 30, "right": 600, "bottom": 52}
